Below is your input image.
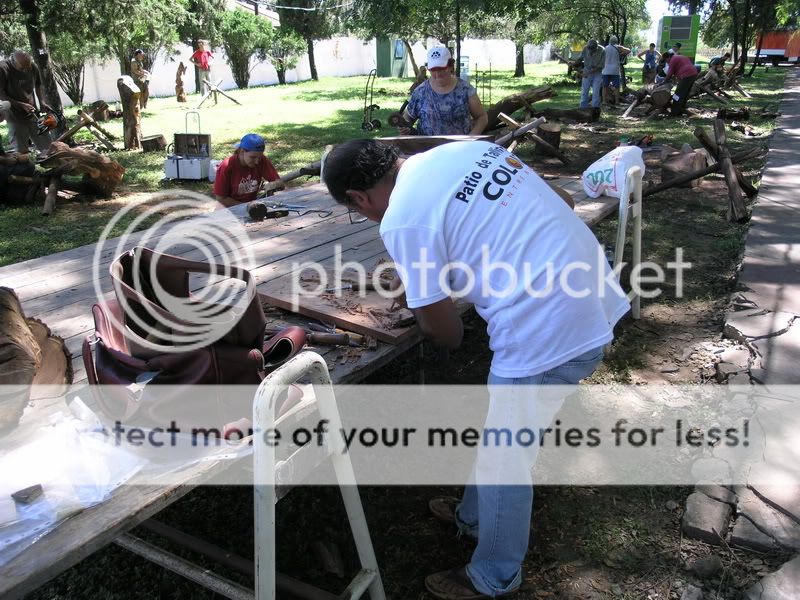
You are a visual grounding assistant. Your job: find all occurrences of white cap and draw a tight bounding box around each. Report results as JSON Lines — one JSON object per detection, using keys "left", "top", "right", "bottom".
{"left": 426, "top": 46, "right": 452, "bottom": 69}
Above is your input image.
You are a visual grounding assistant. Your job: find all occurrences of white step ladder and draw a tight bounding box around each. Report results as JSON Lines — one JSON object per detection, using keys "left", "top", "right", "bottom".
{"left": 253, "top": 351, "right": 386, "bottom": 600}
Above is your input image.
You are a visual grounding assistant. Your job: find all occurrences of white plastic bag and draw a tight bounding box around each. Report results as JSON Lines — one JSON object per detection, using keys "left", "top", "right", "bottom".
{"left": 582, "top": 146, "right": 645, "bottom": 199}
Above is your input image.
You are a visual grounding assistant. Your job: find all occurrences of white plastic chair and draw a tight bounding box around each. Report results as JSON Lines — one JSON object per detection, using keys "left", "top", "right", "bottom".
{"left": 252, "top": 351, "right": 386, "bottom": 600}
{"left": 613, "top": 165, "right": 644, "bottom": 320}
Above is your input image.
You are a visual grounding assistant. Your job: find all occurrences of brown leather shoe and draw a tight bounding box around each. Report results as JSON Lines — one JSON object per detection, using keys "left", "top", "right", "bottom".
{"left": 429, "top": 496, "right": 460, "bottom": 525}
{"left": 425, "top": 566, "right": 519, "bottom": 600}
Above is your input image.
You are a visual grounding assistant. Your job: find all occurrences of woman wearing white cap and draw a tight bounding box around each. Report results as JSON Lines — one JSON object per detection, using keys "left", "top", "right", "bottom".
{"left": 399, "top": 46, "right": 488, "bottom": 137}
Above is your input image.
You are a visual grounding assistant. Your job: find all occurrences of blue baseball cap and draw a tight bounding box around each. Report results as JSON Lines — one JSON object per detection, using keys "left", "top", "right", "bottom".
{"left": 235, "top": 133, "right": 266, "bottom": 152}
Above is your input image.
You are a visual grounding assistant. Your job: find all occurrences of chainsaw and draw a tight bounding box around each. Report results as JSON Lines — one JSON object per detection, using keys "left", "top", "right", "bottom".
{"left": 34, "top": 110, "right": 65, "bottom": 136}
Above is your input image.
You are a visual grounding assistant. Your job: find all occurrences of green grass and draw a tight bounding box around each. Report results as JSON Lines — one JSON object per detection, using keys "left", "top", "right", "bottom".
{"left": 0, "top": 61, "right": 788, "bottom": 267}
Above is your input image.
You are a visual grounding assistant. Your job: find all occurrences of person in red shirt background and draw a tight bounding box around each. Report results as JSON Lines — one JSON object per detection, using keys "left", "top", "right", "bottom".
{"left": 189, "top": 41, "right": 214, "bottom": 93}
{"left": 213, "top": 133, "right": 283, "bottom": 207}
{"left": 664, "top": 50, "right": 699, "bottom": 116}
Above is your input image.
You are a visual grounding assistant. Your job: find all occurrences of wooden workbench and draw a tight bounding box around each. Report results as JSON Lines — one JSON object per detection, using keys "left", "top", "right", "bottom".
{"left": 0, "top": 177, "right": 618, "bottom": 599}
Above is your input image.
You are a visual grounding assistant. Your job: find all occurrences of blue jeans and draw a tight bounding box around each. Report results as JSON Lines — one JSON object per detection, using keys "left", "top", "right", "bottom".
{"left": 455, "top": 346, "right": 604, "bottom": 597}
{"left": 580, "top": 74, "right": 602, "bottom": 108}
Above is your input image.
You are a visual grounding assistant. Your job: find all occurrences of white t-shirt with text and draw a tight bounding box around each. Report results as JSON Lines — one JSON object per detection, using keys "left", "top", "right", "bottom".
{"left": 380, "top": 141, "right": 630, "bottom": 378}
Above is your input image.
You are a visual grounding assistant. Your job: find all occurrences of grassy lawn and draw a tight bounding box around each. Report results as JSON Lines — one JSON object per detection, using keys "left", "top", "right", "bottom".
{"left": 0, "top": 61, "right": 787, "bottom": 268}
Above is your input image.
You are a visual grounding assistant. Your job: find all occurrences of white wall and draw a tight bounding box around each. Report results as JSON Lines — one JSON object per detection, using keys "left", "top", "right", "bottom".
{"left": 59, "top": 37, "right": 553, "bottom": 107}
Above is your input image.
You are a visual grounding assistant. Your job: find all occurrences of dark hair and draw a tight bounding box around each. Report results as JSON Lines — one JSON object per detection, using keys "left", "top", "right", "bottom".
{"left": 650, "top": 43, "right": 655, "bottom": 47}
{"left": 323, "top": 139, "right": 400, "bottom": 205}
{"left": 134, "top": 49, "right": 144, "bottom": 56}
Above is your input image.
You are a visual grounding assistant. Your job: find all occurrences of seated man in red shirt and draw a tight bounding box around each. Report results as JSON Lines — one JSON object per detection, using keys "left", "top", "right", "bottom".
{"left": 213, "top": 133, "right": 282, "bottom": 208}
{"left": 664, "top": 50, "right": 699, "bottom": 117}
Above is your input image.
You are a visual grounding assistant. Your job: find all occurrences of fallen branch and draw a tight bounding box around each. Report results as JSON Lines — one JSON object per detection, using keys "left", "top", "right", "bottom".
{"left": 642, "top": 147, "right": 760, "bottom": 197}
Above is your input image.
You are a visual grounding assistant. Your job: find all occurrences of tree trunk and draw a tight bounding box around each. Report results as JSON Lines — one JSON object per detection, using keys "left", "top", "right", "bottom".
{"left": 514, "top": 40, "right": 525, "bottom": 77}
{"left": 306, "top": 37, "right": 318, "bottom": 81}
{"left": 39, "top": 141, "right": 125, "bottom": 196}
{"left": 749, "top": 26, "right": 765, "bottom": 76}
{"left": 403, "top": 40, "right": 419, "bottom": 77}
{"left": 731, "top": 0, "right": 740, "bottom": 64}
{"left": 17, "top": 0, "right": 64, "bottom": 121}
{"left": 117, "top": 76, "right": 141, "bottom": 151}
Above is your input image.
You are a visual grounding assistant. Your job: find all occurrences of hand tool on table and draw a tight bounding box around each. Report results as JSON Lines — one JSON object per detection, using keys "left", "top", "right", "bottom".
{"left": 265, "top": 327, "right": 359, "bottom": 347}
{"left": 324, "top": 281, "right": 380, "bottom": 293}
{"left": 249, "top": 199, "right": 332, "bottom": 219}
{"left": 247, "top": 201, "right": 290, "bottom": 221}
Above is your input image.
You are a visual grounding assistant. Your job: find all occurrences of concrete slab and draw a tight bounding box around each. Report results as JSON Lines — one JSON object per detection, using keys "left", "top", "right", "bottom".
{"left": 724, "top": 309, "right": 795, "bottom": 342}
{"left": 743, "top": 555, "right": 800, "bottom": 600}
{"left": 682, "top": 491, "right": 732, "bottom": 544}
{"left": 753, "top": 322, "right": 800, "bottom": 384}
{"left": 730, "top": 515, "right": 778, "bottom": 552}
{"left": 749, "top": 483, "right": 800, "bottom": 524}
{"left": 728, "top": 69, "right": 800, "bottom": 337}
{"left": 736, "top": 487, "right": 800, "bottom": 550}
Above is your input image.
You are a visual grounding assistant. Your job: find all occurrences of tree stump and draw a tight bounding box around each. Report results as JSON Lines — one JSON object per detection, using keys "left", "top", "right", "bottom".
{"left": 117, "top": 75, "right": 142, "bottom": 150}
{"left": 0, "top": 287, "right": 72, "bottom": 435}
{"left": 176, "top": 62, "right": 188, "bottom": 103}
{"left": 141, "top": 134, "right": 167, "bottom": 153}
{"left": 661, "top": 148, "right": 707, "bottom": 188}
{"left": 536, "top": 122, "right": 562, "bottom": 151}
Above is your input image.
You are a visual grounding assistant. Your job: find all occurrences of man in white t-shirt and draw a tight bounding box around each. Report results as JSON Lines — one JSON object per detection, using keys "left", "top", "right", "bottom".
{"left": 323, "top": 139, "right": 630, "bottom": 599}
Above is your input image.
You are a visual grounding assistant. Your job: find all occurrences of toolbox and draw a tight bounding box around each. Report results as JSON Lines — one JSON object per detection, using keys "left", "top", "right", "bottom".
{"left": 164, "top": 111, "right": 212, "bottom": 180}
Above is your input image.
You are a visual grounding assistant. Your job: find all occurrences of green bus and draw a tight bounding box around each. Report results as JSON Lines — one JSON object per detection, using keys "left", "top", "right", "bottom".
{"left": 657, "top": 15, "right": 701, "bottom": 62}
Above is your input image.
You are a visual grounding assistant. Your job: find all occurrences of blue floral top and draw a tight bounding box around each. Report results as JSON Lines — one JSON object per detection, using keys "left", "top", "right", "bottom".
{"left": 406, "top": 79, "right": 477, "bottom": 136}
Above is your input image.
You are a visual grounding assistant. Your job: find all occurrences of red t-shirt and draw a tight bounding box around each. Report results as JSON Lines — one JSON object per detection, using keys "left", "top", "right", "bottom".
{"left": 669, "top": 54, "right": 697, "bottom": 80}
{"left": 213, "top": 154, "right": 280, "bottom": 203}
{"left": 190, "top": 50, "right": 213, "bottom": 70}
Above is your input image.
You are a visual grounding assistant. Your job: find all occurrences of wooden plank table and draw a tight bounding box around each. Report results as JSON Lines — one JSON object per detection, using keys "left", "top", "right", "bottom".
{"left": 0, "top": 177, "right": 618, "bottom": 599}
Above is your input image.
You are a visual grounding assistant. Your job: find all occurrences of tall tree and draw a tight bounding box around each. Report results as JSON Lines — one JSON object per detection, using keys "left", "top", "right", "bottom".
{"left": 266, "top": 26, "right": 306, "bottom": 84}
{"left": 219, "top": 8, "right": 273, "bottom": 88}
{"left": 16, "top": 0, "right": 63, "bottom": 116}
{"left": 277, "top": 0, "right": 339, "bottom": 81}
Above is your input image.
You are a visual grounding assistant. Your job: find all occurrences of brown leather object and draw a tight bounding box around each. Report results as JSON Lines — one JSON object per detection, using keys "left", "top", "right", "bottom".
{"left": 83, "top": 246, "right": 307, "bottom": 424}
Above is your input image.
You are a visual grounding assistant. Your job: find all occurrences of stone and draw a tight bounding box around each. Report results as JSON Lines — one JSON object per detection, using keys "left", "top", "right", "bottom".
{"left": 749, "top": 483, "right": 800, "bottom": 525}
{"left": 666, "top": 500, "right": 680, "bottom": 510}
{"left": 682, "top": 492, "right": 732, "bottom": 544}
{"left": 728, "top": 372, "right": 752, "bottom": 385}
{"left": 750, "top": 324, "right": 800, "bottom": 384}
{"left": 730, "top": 515, "right": 778, "bottom": 552}
{"left": 680, "top": 584, "right": 704, "bottom": 600}
{"left": 689, "top": 555, "right": 724, "bottom": 579}
{"left": 719, "top": 347, "right": 751, "bottom": 367}
{"left": 724, "top": 309, "right": 795, "bottom": 343}
{"left": 736, "top": 487, "right": 800, "bottom": 550}
{"left": 697, "top": 483, "right": 737, "bottom": 506}
{"left": 661, "top": 363, "right": 680, "bottom": 373}
{"left": 715, "top": 362, "right": 742, "bottom": 382}
{"left": 743, "top": 555, "right": 800, "bottom": 600}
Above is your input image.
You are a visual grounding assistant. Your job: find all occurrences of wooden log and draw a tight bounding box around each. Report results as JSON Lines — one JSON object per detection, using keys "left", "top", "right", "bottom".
{"left": 77, "top": 110, "right": 116, "bottom": 151}
{"left": 714, "top": 119, "right": 747, "bottom": 222}
{"left": 496, "top": 114, "right": 568, "bottom": 163}
{"left": 141, "top": 134, "right": 167, "bottom": 153}
{"left": 650, "top": 88, "right": 673, "bottom": 110}
{"left": 42, "top": 175, "right": 61, "bottom": 216}
{"left": 622, "top": 97, "right": 641, "bottom": 118}
{"left": 262, "top": 160, "right": 323, "bottom": 193}
{"left": 694, "top": 126, "right": 758, "bottom": 197}
{"left": 377, "top": 134, "right": 493, "bottom": 156}
{"left": 117, "top": 75, "right": 142, "bottom": 150}
{"left": 39, "top": 141, "right": 125, "bottom": 197}
{"left": 532, "top": 107, "right": 600, "bottom": 123}
{"left": 485, "top": 86, "right": 557, "bottom": 130}
{"left": 661, "top": 150, "right": 707, "bottom": 188}
{"left": 643, "top": 147, "right": 760, "bottom": 196}
{"left": 89, "top": 100, "right": 110, "bottom": 121}
{"left": 536, "top": 122, "right": 561, "bottom": 150}
{"left": 0, "top": 287, "right": 39, "bottom": 434}
{"left": 26, "top": 318, "right": 72, "bottom": 395}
